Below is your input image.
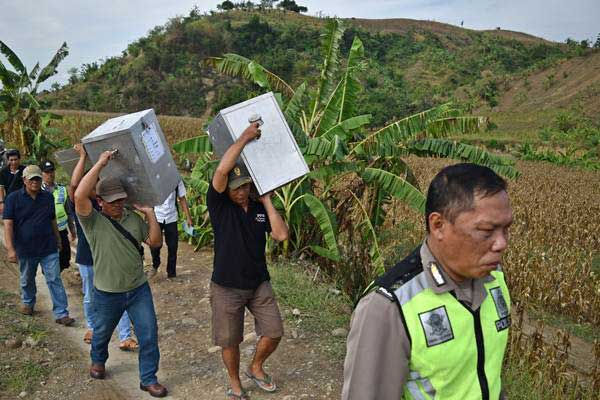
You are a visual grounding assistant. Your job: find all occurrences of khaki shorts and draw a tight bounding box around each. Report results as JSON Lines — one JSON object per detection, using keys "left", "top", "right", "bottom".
{"left": 210, "top": 281, "right": 284, "bottom": 347}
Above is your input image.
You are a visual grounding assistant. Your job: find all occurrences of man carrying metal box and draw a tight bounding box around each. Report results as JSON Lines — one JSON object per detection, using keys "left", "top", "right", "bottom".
{"left": 207, "top": 122, "right": 289, "bottom": 400}
{"left": 74, "top": 150, "right": 167, "bottom": 398}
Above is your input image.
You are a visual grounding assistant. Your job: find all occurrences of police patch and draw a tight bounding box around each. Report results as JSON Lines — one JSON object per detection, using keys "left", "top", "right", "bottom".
{"left": 418, "top": 306, "right": 454, "bottom": 347}
{"left": 490, "top": 286, "right": 511, "bottom": 332}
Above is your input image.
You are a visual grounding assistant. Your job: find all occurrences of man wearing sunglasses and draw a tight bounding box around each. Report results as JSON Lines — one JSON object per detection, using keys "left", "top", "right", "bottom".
{"left": 74, "top": 151, "right": 166, "bottom": 398}
{"left": 3, "top": 165, "right": 74, "bottom": 326}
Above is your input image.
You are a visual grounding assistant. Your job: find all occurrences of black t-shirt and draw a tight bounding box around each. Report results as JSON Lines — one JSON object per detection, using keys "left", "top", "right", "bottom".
{"left": 0, "top": 165, "right": 25, "bottom": 195}
{"left": 207, "top": 182, "right": 271, "bottom": 289}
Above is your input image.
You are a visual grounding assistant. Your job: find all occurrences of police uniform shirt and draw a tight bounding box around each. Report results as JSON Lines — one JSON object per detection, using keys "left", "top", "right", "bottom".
{"left": 342, "top": 240, "right": 505, "bottom": 400}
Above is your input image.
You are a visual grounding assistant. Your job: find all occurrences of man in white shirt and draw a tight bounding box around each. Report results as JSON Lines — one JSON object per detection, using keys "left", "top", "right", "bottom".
{"left": 149, "top": 180, "right": 193, "bottom": 278}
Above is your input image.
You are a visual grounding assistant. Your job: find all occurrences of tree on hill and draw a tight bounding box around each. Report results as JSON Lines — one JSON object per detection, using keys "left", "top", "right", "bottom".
{"left": 277, "top": 0, "right": 308, "bottom": 13}
{"left": 217, "top": 1, "right": 235, "bottom": 11}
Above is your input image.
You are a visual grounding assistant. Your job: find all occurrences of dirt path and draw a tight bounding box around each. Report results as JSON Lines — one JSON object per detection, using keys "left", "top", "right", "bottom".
{"left": 0, "top": 233, "right": 344, "bottom": 399}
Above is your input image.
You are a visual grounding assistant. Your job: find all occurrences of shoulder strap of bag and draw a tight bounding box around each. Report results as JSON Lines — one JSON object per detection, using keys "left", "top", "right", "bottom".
{"left": 101, "top": 213, "right": 144, "bottom": 258}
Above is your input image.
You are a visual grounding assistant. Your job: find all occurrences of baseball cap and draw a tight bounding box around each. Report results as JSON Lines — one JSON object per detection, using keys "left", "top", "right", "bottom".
{"left": 227, "top": 164, "right": 252, "bottom": 190}
{"left": 40, "top": 160, "right": 55, "bottom": 172}
{"left": 23, "top": 165, "right": 43, "bottom": 180}
{"left": 96, "top": 176, "right": 128, "bottom": 202}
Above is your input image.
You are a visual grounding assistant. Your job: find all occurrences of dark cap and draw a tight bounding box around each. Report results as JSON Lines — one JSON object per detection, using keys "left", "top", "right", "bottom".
{"left": 40, "top": 160, "right": 55, "bottom": 172}
{"left": 227, "top": 164, "right": 252, "bottom": 190}
{"left": 96, "top": 176, "right": 128, "bottom": 202}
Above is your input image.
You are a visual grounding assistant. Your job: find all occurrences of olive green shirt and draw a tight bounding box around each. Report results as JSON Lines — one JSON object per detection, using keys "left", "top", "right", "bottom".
{"left": 78, "top": 208, "right": 148, "bottom": 293}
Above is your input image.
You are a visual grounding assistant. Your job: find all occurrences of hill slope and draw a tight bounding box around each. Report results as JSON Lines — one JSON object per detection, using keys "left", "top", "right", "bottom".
{"left": 44, "top": 9, "right": 588, "bottom": 127}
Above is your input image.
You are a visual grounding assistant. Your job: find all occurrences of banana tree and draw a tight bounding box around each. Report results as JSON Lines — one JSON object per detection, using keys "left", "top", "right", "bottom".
{"left": 0, "top": 40, "right": 68, "bottom": 157}
{"left": 181, "top": 19, "right": 519, "bottom": 296}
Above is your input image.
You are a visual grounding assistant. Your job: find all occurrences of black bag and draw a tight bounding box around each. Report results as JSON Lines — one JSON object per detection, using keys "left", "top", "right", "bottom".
{"left": 101, "top": 213, "right": 144, "bottom": 258}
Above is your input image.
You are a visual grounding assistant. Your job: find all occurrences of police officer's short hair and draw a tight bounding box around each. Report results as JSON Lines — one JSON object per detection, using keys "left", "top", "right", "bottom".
{"left": 425, "top": 163, "right": 507, "bottom": 231}
{"left": 6, "top": 149, "right": 20, "bottom": 159}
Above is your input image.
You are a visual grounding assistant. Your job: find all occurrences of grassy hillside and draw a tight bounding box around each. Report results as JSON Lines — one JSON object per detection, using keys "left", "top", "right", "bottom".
{"left": 43, "top": 9, "right": 583, "bottom": 127}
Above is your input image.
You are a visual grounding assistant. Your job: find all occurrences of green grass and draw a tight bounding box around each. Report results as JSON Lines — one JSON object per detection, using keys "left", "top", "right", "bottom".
{"left": 0, "top": 289, "right": 51, "bottom": 393}
{"left": 270, "top": 261, "right": 351, "bottom": 359}
{"left": 0, "top": 360, "right": 48, "bottom": 393}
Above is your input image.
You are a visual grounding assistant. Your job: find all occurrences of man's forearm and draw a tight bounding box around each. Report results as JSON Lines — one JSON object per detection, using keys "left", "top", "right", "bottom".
{"left": 263, "top": 199, "right": 289, "bottom": 241}
{"left": 145, "top": 212, "right": 162, "bottom": 247}
{"left": 179, "top": 197, "right": 193, "bottom": 222}
{"left": 216, "top": 137, "right": 250, "bottom": 175}
{"left": 4, "top": 222, "right": 15, "bottom": 251}
{"left": 52, "top": 220, "right": 61, "bottom": 245}
{"left": 76, "top": 160, "right": 104, "bottom": 200}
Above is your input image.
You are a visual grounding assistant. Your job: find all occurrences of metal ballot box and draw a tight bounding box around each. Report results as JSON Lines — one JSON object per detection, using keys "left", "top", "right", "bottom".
{"left": 54, "top": 148, "right": 92, "bottom": 177}
{"left": 81, "top": 109, "right": 180, "bottom": 206}
{"left": 207, "top": 92, "right": 309, "bottom": 195}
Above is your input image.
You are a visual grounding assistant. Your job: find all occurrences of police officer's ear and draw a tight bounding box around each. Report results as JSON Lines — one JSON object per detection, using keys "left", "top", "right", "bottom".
{"left": 428, "top": 212, "right": 446, "bottom": 240}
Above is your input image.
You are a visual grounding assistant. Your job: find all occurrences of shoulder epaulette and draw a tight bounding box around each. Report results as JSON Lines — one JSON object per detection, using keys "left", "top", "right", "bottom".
{"left": 374, "top": 246, "right": 423, "bottom": 292}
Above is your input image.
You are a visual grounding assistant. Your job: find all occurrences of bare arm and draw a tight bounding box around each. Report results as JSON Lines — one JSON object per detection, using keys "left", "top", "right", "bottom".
{"left": 68, "top": 143, "right": 87, "bottom": 201}
{"left": 75, "top": 151, "right": 114, "bottom": 217}
{"left": 3, "top": 219, "right": 17, "bottom": 263}
{"left": 259, "top": 193, "right": 289, "bottom": 242}
{"left": 212, "top": 122, "right": 261, "bottom": 193}
{"left": 178, "top": 195, "right": 193, "bottom": 226}
{"left": 135, "top": 205, "right": 162, "bottom": 248}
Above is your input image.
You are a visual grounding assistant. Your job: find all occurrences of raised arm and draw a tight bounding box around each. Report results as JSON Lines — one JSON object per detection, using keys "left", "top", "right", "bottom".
{"left": 259, "top": 193, "right": 289, "bottom": 242}
{"left": 134, "top": 204, "right": 162, "bottom": 248}
{"left": 75, "top": 151, "right": 114, "bottom": 217}
{"left": 68, "top": 143, "right": 88, "bottom": 201}
{"left": 212, "top": 122, "right": 261, "bottom": 193}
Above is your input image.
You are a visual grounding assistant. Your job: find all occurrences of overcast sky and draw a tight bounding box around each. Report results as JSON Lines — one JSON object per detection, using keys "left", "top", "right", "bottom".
{"left": 1, "top": 0, "right": 598, "bottom": 89}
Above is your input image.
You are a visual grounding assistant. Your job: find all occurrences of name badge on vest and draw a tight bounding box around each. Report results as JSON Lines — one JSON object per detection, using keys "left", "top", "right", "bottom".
{"left": 419, "top": 306, "right": 454, "bottom": 347}
{"left": 255, "top": 213, "right": 266, "bottom": 223}
{"left": 490, "top": 287, "right": 511, "bottom": 331}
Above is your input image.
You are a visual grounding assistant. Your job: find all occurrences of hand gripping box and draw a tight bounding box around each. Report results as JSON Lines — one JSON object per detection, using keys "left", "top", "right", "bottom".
{"left": 81, "top": 109, "right": 180, "bottom": 206}
{"left": 207, "top": 92, "right": 309, "bottom": 195}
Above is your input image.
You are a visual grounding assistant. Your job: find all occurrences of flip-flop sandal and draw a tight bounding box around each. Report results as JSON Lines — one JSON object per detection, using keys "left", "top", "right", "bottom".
{"left": 118, "top": 338, "right": 139, "bottom": 351}
{"left": 244, "top": 370, "right": 277, "bottom": 392}
{"left": 225, "top": 388, "right": 249, "bottom": 399}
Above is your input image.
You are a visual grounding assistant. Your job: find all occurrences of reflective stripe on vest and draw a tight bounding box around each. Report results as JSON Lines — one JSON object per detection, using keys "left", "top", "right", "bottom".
{"left": 396, "top": 270, "right": 510, "bottom": 400}
{"left": 52, "top": 185, "right": 68, "bottom": 231}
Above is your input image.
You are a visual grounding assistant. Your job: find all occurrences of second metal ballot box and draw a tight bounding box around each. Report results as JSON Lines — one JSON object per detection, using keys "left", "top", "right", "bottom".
{"left": 207, "top": 92, "right": 309, "bottom": 195}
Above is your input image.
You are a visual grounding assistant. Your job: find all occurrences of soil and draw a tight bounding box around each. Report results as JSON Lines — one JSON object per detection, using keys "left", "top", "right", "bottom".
{"left": 0, "top": 238, "right": 344, "bottom": 400}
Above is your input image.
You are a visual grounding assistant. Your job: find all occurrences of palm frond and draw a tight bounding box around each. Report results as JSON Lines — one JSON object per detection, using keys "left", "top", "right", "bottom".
{"left": 425, "top": 116, "right": 489, "bottom": 138}
{"left": 172, "top": 135, "right": 213, "bottom": 154}
{"left": 351, "top": 103, "right": 453, "bottom": 157}
{"left": 36, "top": 42, "right": 69, "bottom": 89}
{"left": 310, "top": 19, "right": 345, "bottom": 123}
{"left": 362, "top": 168, "right": 426, "bottom": 213}
{"left": 303, "top": 194, "right": 340, "bottom": 262}
{"left": 0, "top": 40, "right": 27, "bottom": 75}
{"left": 203, "top": 54, "right": 294, "bottom": 98}
{"left": 339, "top": 36, "right": 365, "bottom": 122}
{"left": 304, "top": 135, "right": 346, "bottom": 160}
{"left": 321, "top": 114, "right": 371, "bottom": 141}
{"left": 409, "top": 138, "right": 520, "bottom": 179}
{"left": 348, "top": 190, "right": 385, "bottom": 276}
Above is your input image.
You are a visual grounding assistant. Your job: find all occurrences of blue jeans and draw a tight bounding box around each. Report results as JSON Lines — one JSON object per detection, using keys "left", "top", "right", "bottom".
{"left": 19, "top": 252, "right": 69, "bottom": 319}
{"left": 91, "top": 282, "right": 160, "bottom": 385}
{"left": 78, "top": 264, "right": 132, "bottom": 341}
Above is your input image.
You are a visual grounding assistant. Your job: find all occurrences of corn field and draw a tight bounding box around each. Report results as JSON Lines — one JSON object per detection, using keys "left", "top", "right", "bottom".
{"left": 49, "top": 109, "right": 205, "bottom": 143}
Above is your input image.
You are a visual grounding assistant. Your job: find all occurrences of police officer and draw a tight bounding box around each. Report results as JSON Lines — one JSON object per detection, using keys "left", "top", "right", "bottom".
{"left": 41, "top": 160, "right": 76, "bottom": 270}
{"left": 343, "top": 163, "right": 513, "bottom": 400}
